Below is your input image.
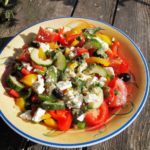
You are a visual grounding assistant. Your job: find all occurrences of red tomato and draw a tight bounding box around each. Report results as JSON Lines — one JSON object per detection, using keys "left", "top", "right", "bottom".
{"left": 31, "top": 62, "right": 46, "bottom": 71}
{"left": 9, "top": 89, "right": 20, "bottom": 98}
{"left": 21, "top": 68, "right": 31, "bottom": 75}
{"left": 36, "top": 27, "right": 58, "bottom": 43}
{"left": 110, "top": 57, "right": 129, "bottom": 74}
{"left": 19, "top": 49, "right": 30, "bottom": 62}
{"left": 106, "top": 78, "right": 127, "bottom": 107}
{"left": 77, "top": 35, "right": 85, "bottom": 47}
{"left": 85, "top": 101, "right": 109, "bottom": 126}
{"left": 76, "top": 47, "right": 89, "bottom": 56}
{"left": 111, "top": 41, "right": 120, "bottom": 57}
{"left": 66, "top": 34, "right": 81, "bottom": 44}
{"left": 49, "top": 110, "right": 72, "bottom": 131}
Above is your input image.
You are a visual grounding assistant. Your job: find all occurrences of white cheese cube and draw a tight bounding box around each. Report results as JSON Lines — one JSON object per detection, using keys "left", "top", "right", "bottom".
{"left": 84, "top": 93, "right": 99, "bottom": 103}
{"left": 20, "top": 110, "right": 32, "bottom": 121}
{"left": 22, "top": 62, "right": 33, "bottom": 71}
{"left": 98, "top": 77, "right": 107, "bottom": 87}
{"left": 77, "top": 114, "right": 85, "bottom": 122}
{"left": 32, "top": 75, "right": 45, "bottom": 94}
{"left": 32, "top": 108, "right": 46, "bottom": 123}
{"left": 40, "top": 43, "right": 50, "bottom": 52}
{"left": 56, "top": 81, "right": 72, "bottom": 91}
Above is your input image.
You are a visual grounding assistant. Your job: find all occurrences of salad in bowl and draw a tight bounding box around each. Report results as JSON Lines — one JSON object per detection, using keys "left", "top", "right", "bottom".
{"left": 0, "top": 18, "right": 148, "bottom": 148}
{"left": 5, "top": 21, "right": 132, "bottom": 131}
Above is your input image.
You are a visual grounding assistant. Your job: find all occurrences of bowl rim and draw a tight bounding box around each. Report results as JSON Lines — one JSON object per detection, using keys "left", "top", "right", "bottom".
{"left": 0, "top": 16, "right": 149, "bottom": 148}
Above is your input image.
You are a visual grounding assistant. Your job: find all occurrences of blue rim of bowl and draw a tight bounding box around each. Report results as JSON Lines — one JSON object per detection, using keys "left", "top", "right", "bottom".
{"left": 0, "top": 16, "right": 149, "bottom": 148}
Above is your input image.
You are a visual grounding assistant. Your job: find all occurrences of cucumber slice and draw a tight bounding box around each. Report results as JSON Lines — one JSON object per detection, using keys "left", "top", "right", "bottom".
{"left": 84, "top": 64, "right": 107, "bottom": 77}
{"left": 84, "top": 39, "right": 101, "bottom": 50}
{"left": 38, "top": 95, "right": 57, "bottom": 102}
{"left": 46, "top": 66, "right": 57, "bottom": 83}
{"left": 7, "top": 75, "right": 24, "bottom": 91}
{"left": 55, "top": 52, "right": 66, "bottom": 71}
{"left": 41, "top": 101, "right": 65, "bottom": 110}
{"left": 31, "top": 48, "right": 52, "bottom": 66}
{"left": 89, "top": 87, "right": 103, "bottom": 109}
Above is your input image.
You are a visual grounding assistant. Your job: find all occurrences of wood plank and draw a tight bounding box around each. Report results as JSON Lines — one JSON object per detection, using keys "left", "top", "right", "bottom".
{"left": 0, "top": 0, "right": 77, "bottom": 150}
{"left": 86, "top": 0, "right": 150, "bottom": 150}
{"left": 73, "top": 0, "right": 117, "bottom": 23}
{"left": 0, "top": 0, "right": 76, "bottom": 37}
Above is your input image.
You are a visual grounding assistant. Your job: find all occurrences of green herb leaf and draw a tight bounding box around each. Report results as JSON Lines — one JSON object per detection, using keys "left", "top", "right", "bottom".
{"left": 85, "top": 27, "right": 103, "bottom": 35}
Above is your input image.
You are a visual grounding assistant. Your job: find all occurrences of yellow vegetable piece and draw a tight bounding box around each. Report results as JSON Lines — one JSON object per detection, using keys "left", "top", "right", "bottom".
{"left": 15, "top": 97, "right": 25, "bottom": 111}
{"left": 41, "top": 113, "right": 51, "bottom": 120}
{"left": 38, "top": 48, "right": 47, "bottom": 60}
{"left": 96, "top": 33, "right": 112, "bottom": 45}
{"left": 66, "top": 26, "right": 82, "bottom": 37}
{"left": 68, "top": 61, "right": 78, "bottom": 70}
{"left": 20, "top": 74, "right": 37, "bottom": 87}
{"left": 71, "top": 39, "right": 79, "bottom": 46}
{"left": 44, "top": 118, "right": 57, "bottom": 128}
{"left": 49, "top": 42, "right": 59, "bottom": 49}
{"left": 65, "top": 48, "right": 70, "bottom": 56}
{"left": 86, "top": 57, "right": 110, "bottom": 66}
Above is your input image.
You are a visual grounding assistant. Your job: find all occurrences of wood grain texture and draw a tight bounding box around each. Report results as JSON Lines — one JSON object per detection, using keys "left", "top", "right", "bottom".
{"left": 73, "top": 0, "right": 117, "bottom": 23}
{"left": 87, "top": 0, "right": 150, "bottom": 150}
{"left": 0, "top": 0, "right": 76, "bottom": 37}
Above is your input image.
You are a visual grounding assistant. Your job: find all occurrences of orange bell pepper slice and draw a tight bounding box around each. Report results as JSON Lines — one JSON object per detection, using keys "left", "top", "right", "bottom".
{"left": 20, "top": 74, "right": 37, "bottom": 87}
{"left": 86, "top": 57, "right": 110, "bottom": 66}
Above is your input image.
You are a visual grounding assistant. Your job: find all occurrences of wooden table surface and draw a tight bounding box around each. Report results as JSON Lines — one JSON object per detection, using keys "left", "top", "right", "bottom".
{"left": 0, "top": 0, "right": 149, "bottom": 150}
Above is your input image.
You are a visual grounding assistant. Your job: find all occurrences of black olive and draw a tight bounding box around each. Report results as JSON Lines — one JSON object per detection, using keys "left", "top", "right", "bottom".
{"left": 52, "top": 88, "right": 64, "bottom": 99}
{"left": 30, "top": 41, "right": 40, "bottom": 48}
{"left": 11, "top": 70, "right": 22, "bottom": 79}
{"left": 118, "top": 73, "right": 131, "bottom": 82}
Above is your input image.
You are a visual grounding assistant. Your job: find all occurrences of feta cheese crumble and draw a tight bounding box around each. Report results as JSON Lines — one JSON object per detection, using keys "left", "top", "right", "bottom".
{"left": 56, "top": 81, "right": 72, "bottom": 91}
{"left": 22, "top": 62, "right": 33, "bottom": 71}
{"left": 32, "top": 75, "right": 45, "bottom": 94}
{"left": 32, "top": 108, "right": 46, "bottom": 123}
{"left": 20, "top": 110, "right": 32, "bottom": 121}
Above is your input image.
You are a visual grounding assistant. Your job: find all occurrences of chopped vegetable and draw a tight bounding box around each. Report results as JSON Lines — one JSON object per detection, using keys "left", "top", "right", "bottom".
{"left": 5, "top": 23, "right": 134, "bottom": 131}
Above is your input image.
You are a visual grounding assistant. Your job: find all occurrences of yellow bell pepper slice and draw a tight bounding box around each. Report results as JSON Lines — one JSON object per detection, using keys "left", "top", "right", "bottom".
{"left": 68, "top": 61, "right": 78, "bottom": 70}
{"left": 20, "top": 74, "right": 37, "bottom": 87}
{"left": 44, "top": 118, "right": 57, "bottom": 128}
{"left": 86, "top": 57, "right": 110, "bottom": 66}
{"left": 41, "top": 113, "right": 51, "bottom": 120}
{"left": 71, "top": 39, "right": 79, "bottom": 46}
{"left": 65, "top": 47, "right": 70, "bottom": 56}
{"left": 15, "top": 97, "right": 25, "bottom": 111}
{"left": 38, "top": 48, "right": 47, "bottom": 60}
{"left": 49, "top": 42, "right": 59, "bottom": 49}
{"left": 96, "top": 33, "right": 112, "bottom": 45}
{"left": 66, "top": 26, "right": 82, "bottom": 37}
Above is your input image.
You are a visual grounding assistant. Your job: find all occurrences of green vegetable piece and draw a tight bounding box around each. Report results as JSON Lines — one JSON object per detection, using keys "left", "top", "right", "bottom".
{"left": 55, "top": 52, "right": 66, "bottom": 71}
{"left": 31, "top": 48, "right": 52, "bottom": 66}
{"left": 38, "top": 95, "right": 57, "bottom": 102}
{"left": 84, "top": 39, "right": 102, "bottom": 50}
{"left": 84, "top": 64, "right": 107, "bottom": 77}
{"left": 20, "top": 88, "right": 32, "bottom": 99}
{"left": 77, "top": 122, "right": 86, "bottom": 129}
{"left": 34, "top": 69, "right": 46, "bottom": 75}
{"left": 85, "top": 27, "right": 103, "bottom": 35}
{"left": 6, "top": 75, "right": 24, "bottom": 91}
{"left": 46, "top": 66, "right": 57, "bottom": 83}
{"left": 41, "top": 101, "right": 65, "bottom": 110}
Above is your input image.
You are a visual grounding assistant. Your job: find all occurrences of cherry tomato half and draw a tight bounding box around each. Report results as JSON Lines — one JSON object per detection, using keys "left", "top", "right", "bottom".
{"left": 105, "top": 77, "right": 127, "bottom": 107}
{"left": 85, "top": 101, "right": 109, "bottom": 126}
